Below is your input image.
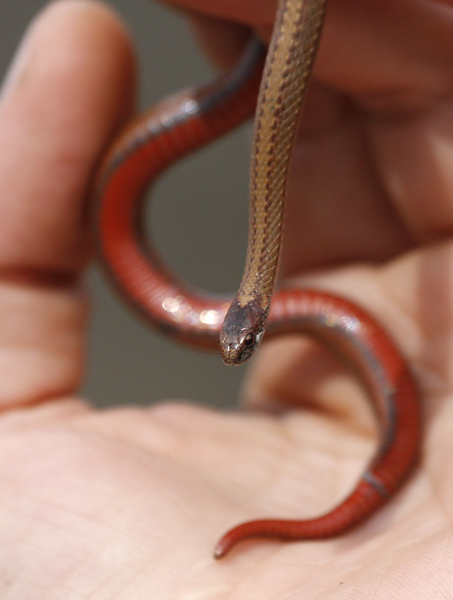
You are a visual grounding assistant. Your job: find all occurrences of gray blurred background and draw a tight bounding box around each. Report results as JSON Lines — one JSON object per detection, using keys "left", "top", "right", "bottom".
{"left": 1, "top": 0, "right": 252, "bottom": 408}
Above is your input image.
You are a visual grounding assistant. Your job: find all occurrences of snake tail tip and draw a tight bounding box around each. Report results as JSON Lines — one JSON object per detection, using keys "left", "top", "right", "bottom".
{"left": 213, "top": 533, "right": 237, "bottom": 559}
{"left": 213, "top": 545, "right": 226, "bottom": 560}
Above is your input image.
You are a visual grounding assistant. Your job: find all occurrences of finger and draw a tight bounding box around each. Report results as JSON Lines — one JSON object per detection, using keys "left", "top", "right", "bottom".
{"left": 187, "top": 13, "right": 252, "bottom": 70}
{"left": 0, "top": 0, "right": 135, "bottom": 409}
{"left": 169, "top": 0, "right": 453, "bottom": 273}
{"left": 280, "top": 1, "right": 453, "bottom": 271}
{"left": 0, "top": 0, "right": 134, "bottom": 273}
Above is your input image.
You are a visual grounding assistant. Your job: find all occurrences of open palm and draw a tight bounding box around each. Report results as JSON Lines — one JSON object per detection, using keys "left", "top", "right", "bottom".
{"left": 1, "top": 0, "right": 452, "bottom": 597}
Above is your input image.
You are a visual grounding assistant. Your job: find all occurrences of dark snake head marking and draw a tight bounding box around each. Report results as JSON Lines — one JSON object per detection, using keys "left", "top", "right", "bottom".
{"left": 219, "top": 297, "right": 267, "bottom": 365}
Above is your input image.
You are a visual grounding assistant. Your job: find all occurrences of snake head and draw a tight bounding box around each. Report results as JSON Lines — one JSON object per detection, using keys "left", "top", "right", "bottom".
{"left": 219, "top": 297, "right": 267, "bottom": 365}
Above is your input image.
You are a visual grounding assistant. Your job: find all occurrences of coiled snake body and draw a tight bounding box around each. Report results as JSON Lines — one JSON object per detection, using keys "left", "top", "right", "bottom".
{"left": 96, "top": 0, "right": 420, "bottom": 558}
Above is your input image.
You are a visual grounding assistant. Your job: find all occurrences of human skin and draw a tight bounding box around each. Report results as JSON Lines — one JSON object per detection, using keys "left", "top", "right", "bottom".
{"left": 1, "top": 0, "right": 453, "bottom": 597}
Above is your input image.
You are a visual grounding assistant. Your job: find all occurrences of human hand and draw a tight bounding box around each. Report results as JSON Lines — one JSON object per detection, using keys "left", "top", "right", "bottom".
{"left": 0, "top": 0, "right": 451, "bottom": 598}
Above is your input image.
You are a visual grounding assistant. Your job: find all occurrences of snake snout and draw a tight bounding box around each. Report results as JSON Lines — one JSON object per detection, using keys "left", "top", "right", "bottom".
{"left": 220, "top": 342, "right": 244, "bottom": 366}
{"left": 219, "top": 338, "right": 256, "bottom": 366}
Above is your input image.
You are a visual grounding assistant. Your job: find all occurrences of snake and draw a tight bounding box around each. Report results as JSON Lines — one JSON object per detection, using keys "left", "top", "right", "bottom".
{"left": 96, "top": 0, "right": 420, "bottom": 559}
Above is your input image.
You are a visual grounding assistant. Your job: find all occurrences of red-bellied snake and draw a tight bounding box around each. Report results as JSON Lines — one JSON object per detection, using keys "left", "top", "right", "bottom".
{"left": 96, "top": 0, "right": 421, "bottom": 559}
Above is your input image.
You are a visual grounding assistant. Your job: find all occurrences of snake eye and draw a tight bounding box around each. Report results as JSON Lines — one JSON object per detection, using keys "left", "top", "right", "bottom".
{"left": 243, "top": 333, "right": 255, "bottom": 348}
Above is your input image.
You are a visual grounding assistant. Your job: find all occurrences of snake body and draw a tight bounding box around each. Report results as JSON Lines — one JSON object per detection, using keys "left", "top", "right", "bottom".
{"left": 96, "top": 0, "right": 420, "bottom": 559}
{"left": 220, "top": 0, "right": 327, "bottom": 364}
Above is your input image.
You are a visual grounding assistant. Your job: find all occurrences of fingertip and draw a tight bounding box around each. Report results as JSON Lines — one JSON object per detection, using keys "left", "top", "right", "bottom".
{"left": 0, "top": 0, "right": 137, "bottom": 271}
{"left": 1, "top": 0, "right": 136, "bottom": 141}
